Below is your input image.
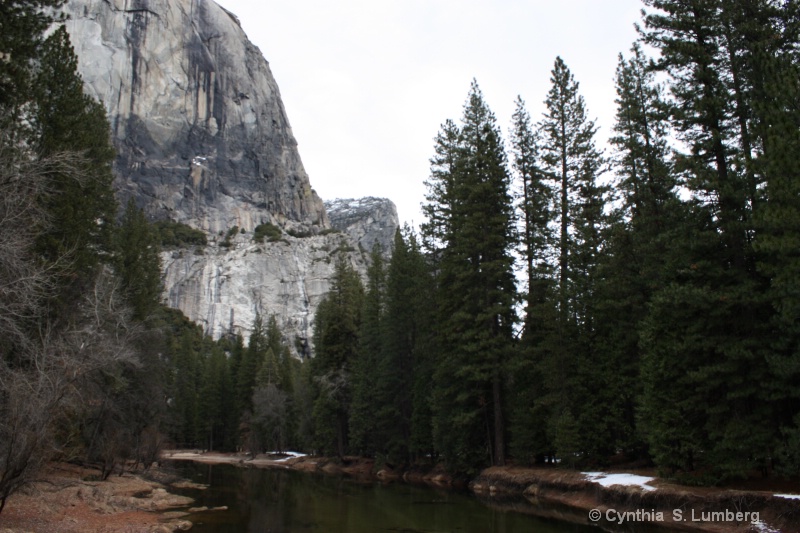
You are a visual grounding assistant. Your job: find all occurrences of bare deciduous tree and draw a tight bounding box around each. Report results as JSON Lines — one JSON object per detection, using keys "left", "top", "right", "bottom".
{"left": 0, "top": 141, "right": 141, "bottom": 512}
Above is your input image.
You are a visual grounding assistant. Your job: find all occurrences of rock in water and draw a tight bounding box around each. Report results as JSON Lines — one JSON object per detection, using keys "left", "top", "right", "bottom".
{"left": 62, "top": 0, "right": 327, "bottom": 234}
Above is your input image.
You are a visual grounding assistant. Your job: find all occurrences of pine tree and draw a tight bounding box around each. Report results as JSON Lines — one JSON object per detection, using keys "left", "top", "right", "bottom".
{"left": 421, "top": 119, "right": 460, "bottom": 261}
{"left": 115, "top": 199, "right": 163, "bottom": 321}
{"left": 425, "top": 80, "right": 516, "bottom": 471}
{"left": 349, "top": 246, "right": 387, "bottom": 457}
{"left": 264, "top": 315, "right": 293, "bottom": 392}
{"left": 507, "top": 97, "right": 555, "bottom": 464}
{"left": 0, "top": 0, "right": 65, "bottom": 132}
{"left": 172, "top": 329, "right": 203, "bottom": 447}
{"left": 375, "top": 227, "right": 438, "bottom": 463}
{"left": 199, "top": 343, "right": 233, "bottom": 451}
{"left": 238, "top": 314, "right": 267, "bottom": 417}
{"left": 252, "top": 347, "right": 288, "bottom": 452}
{"left": 509, "top": 96, "right": 553, "bottom": 317}
{"left": 534, "top": 57, "right": 607, "bottom": 463}
{"left": 311, "top": 257, "right": 364, "bottom": 457}
{"left": 638, "top": 0, "right": 776, "bottom": 480}
{"left": 538, "top": 56, "right": 605, "bottom": 323}
{"left": 34, "top": 26, "right": 117, "bottom": 300}
{"left": 744, "top": 0, "right": 800, "bottom": 476}
{"left": 590, "top": 43, "right": 682, "bottom": 460}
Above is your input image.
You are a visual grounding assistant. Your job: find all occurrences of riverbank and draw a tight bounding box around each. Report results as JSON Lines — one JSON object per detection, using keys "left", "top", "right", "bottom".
{"left": 165, "top": 450, "right": 800, "bottom": 532}
{"left": 0, "top": 462, "right": 205, "bottom": 533}
{"left": 471, "top": 466, "right": 800, "bottom": 532}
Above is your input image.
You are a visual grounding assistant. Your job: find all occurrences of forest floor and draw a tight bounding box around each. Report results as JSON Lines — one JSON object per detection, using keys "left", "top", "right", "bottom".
{"left": 0, "top": 462, "right": 211, "bottom": 533}
{"left": 165, "top": 450, "right": 800, "bottom": 533}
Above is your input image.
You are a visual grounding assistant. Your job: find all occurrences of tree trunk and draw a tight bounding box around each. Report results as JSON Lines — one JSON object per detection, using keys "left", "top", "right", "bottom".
{"left": 493, "top": 373, "right": 505, "bottom": 466}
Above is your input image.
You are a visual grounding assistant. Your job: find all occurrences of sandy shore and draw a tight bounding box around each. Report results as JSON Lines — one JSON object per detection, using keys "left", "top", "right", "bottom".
{"left": 0, "top": 462, "right": 203, "bottom": 533}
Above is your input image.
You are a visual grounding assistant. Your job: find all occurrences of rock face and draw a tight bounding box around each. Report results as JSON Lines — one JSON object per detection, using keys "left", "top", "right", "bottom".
{"left": 160, "top": 199, "right": 396, "bottom": 354}
{"left": 63, "top": 0, "right": 400, "bottom": 352}
{"left": 161, "top": 232, "right": 368, "bottom": 357}
{"left": 325, "top": 197, "right": 399, "bottom": 254}
{"left": 62, "top": 0, "right": 327, "bottom": 234}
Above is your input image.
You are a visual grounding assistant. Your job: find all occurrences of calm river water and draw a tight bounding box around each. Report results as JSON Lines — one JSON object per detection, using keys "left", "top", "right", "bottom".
{"left": 168, "top": 461, "right": 598, "bottom": 533}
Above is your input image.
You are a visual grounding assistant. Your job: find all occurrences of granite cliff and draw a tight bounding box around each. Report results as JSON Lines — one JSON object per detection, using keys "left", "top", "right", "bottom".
{"left": 161, "top": 199, "right": 398, "bottom": 356}
{"left": 325, "top": 197, "right": 399, "bottom": 254}
{"left": 62, "top": 0, "right": 399, "bottom": 352}
{"left": 62, "top": 0, "right": 326, "bottom": 234}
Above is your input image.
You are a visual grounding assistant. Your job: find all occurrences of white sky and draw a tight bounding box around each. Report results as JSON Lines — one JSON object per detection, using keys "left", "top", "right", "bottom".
{"left": 214, "top": 0, "right": 645, "bottom": 226}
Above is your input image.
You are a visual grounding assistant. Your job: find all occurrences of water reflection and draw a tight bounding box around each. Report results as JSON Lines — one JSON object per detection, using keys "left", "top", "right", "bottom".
{"left": 169, "top": 461, "right": 596, "bottom": 533}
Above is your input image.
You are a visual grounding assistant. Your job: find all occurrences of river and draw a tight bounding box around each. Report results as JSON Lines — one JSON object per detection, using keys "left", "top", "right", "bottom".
{"left": 168, "top": 461, "right": 598, "bottom": 532}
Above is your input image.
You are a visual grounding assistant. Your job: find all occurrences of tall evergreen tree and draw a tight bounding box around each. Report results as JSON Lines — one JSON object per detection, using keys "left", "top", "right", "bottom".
{"left": 311, "top": 257, "right": 364, "bottom": 457}
{"left": 34, "top": 26, "right": 117, "bottom": 292}
{"left": 507, "top": 97, "right": 554, "bottom": 464}
{"left": 171, "top": 329, "right": 203, "bottom": 447}
{"left": 742, "top": 0, "right": 800, "bottom": 476}
{"left": 639, "top": 0, "right": 776, "bottom": 480}
{"left": 238, "top": 314, "right": 267, "bottom": 417}
{"left": 538, "top": 56, "right": 605, "bottom": 324}
{"left": 378, "top": 227, "right": 438, "bottom": 463}
{"left": 509, "top": 96, "right": 553, "bottom": 317}
{"left": 0, "top": 0, "right": 65, "bottom": 132}
{"left": 425, "top": 80, "right": 516, "bottom": 471}
{"left": 199, "top": 344, "right": 234, "bottom": 451}
{"left": 591, "top": 43, "right": 682, "bottom": 460}
{"left": 421, "top": 119, "right": 460, "bottom": 261}
{"left": 115, "top": 199, "right": 163, "bottom": 321}
{"left": 350, "top": 246, "right": 387, "bottom": 457}
{"left": 534, "top": 57, "right": 607, "bottom": 463}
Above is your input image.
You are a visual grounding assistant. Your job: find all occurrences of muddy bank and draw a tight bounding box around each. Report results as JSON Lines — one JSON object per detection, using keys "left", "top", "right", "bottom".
{"left": 0, "top": 462, "right": 208, "bottom": 533}
{"left": 165, "top": 451, "right": 800, "bottom": 532}
{"left": 472, "top": 466, "right": 800, "bottom": 533}
{"left": 165, "top": 450, "right": 461, "bottom": 487}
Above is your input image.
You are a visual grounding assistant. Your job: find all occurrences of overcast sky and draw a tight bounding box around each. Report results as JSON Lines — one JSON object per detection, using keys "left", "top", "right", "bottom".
{"left": 214, "top": 0, "right": 645, "bottom": 226}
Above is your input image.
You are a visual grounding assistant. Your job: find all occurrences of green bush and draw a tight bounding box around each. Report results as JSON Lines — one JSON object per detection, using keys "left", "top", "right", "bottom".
{"left": 220, "top": 225, "right": 239, "bottom": 248}
{"left": 286, "top": 228, "right": 313, "bottom": 238}
{"left": 154, "top": 220, "right": 207, "bottom": 247}
{"left": 253, "top": 223, "right": 283, "bottom": 243}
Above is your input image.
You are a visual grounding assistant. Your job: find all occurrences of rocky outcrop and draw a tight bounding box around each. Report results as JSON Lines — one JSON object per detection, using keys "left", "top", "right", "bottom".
{"left": 62, "top": 0, "right": 327, "bottom": 234}
{"left": 161, "top": 230, "right": 367, "bottom": 356}
{"left": 325, "top": 197, "right": 399, "bottom": 255}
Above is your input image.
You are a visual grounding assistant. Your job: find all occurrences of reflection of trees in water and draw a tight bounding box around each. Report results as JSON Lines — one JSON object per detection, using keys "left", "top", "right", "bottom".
{"left": 235, "top": 468, "right": 290, "bottom": 532}
{"left": 177, "top": 462, "right": 594, "bottom": 533}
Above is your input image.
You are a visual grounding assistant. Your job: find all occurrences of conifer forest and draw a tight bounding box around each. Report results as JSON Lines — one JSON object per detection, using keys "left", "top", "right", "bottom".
{"left": 3, "top": 0, "right": 800, "bottom": 512}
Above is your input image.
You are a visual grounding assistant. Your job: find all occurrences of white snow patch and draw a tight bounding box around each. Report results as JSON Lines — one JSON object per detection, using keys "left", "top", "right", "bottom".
{"left": 754, "top": 521, "right": 781, "bottom": 533}
{"left": 775, "top": 493, "right": 800, "bottom": 500}
{"left": 582, "top": 472, "right": 657, "bottom": 492}
{"left": 269, "top": 451, "right": 307, "bottom": 462}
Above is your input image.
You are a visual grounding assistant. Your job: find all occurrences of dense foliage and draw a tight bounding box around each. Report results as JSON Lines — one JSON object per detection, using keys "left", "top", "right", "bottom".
{"left": 298, "top": 0, "right": 800, "bottom": 483}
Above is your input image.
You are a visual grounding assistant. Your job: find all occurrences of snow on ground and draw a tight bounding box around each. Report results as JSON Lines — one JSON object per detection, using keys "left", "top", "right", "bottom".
{"left": 582, "top": 472, "right": 657, "bottom": 492}
{"left": 774, "top": 493, "right": 800, "bottom": 500}
{"left": 754, "top": 521, "right": 782, "bottom": 533}
{"left": 269, "top": 451, "right": 307, "bottom": 462}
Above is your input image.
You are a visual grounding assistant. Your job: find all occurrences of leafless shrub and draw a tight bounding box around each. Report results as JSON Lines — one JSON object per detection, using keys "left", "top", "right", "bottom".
{"left": 0, "top": 140, "right": 142, "bottom": 511}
